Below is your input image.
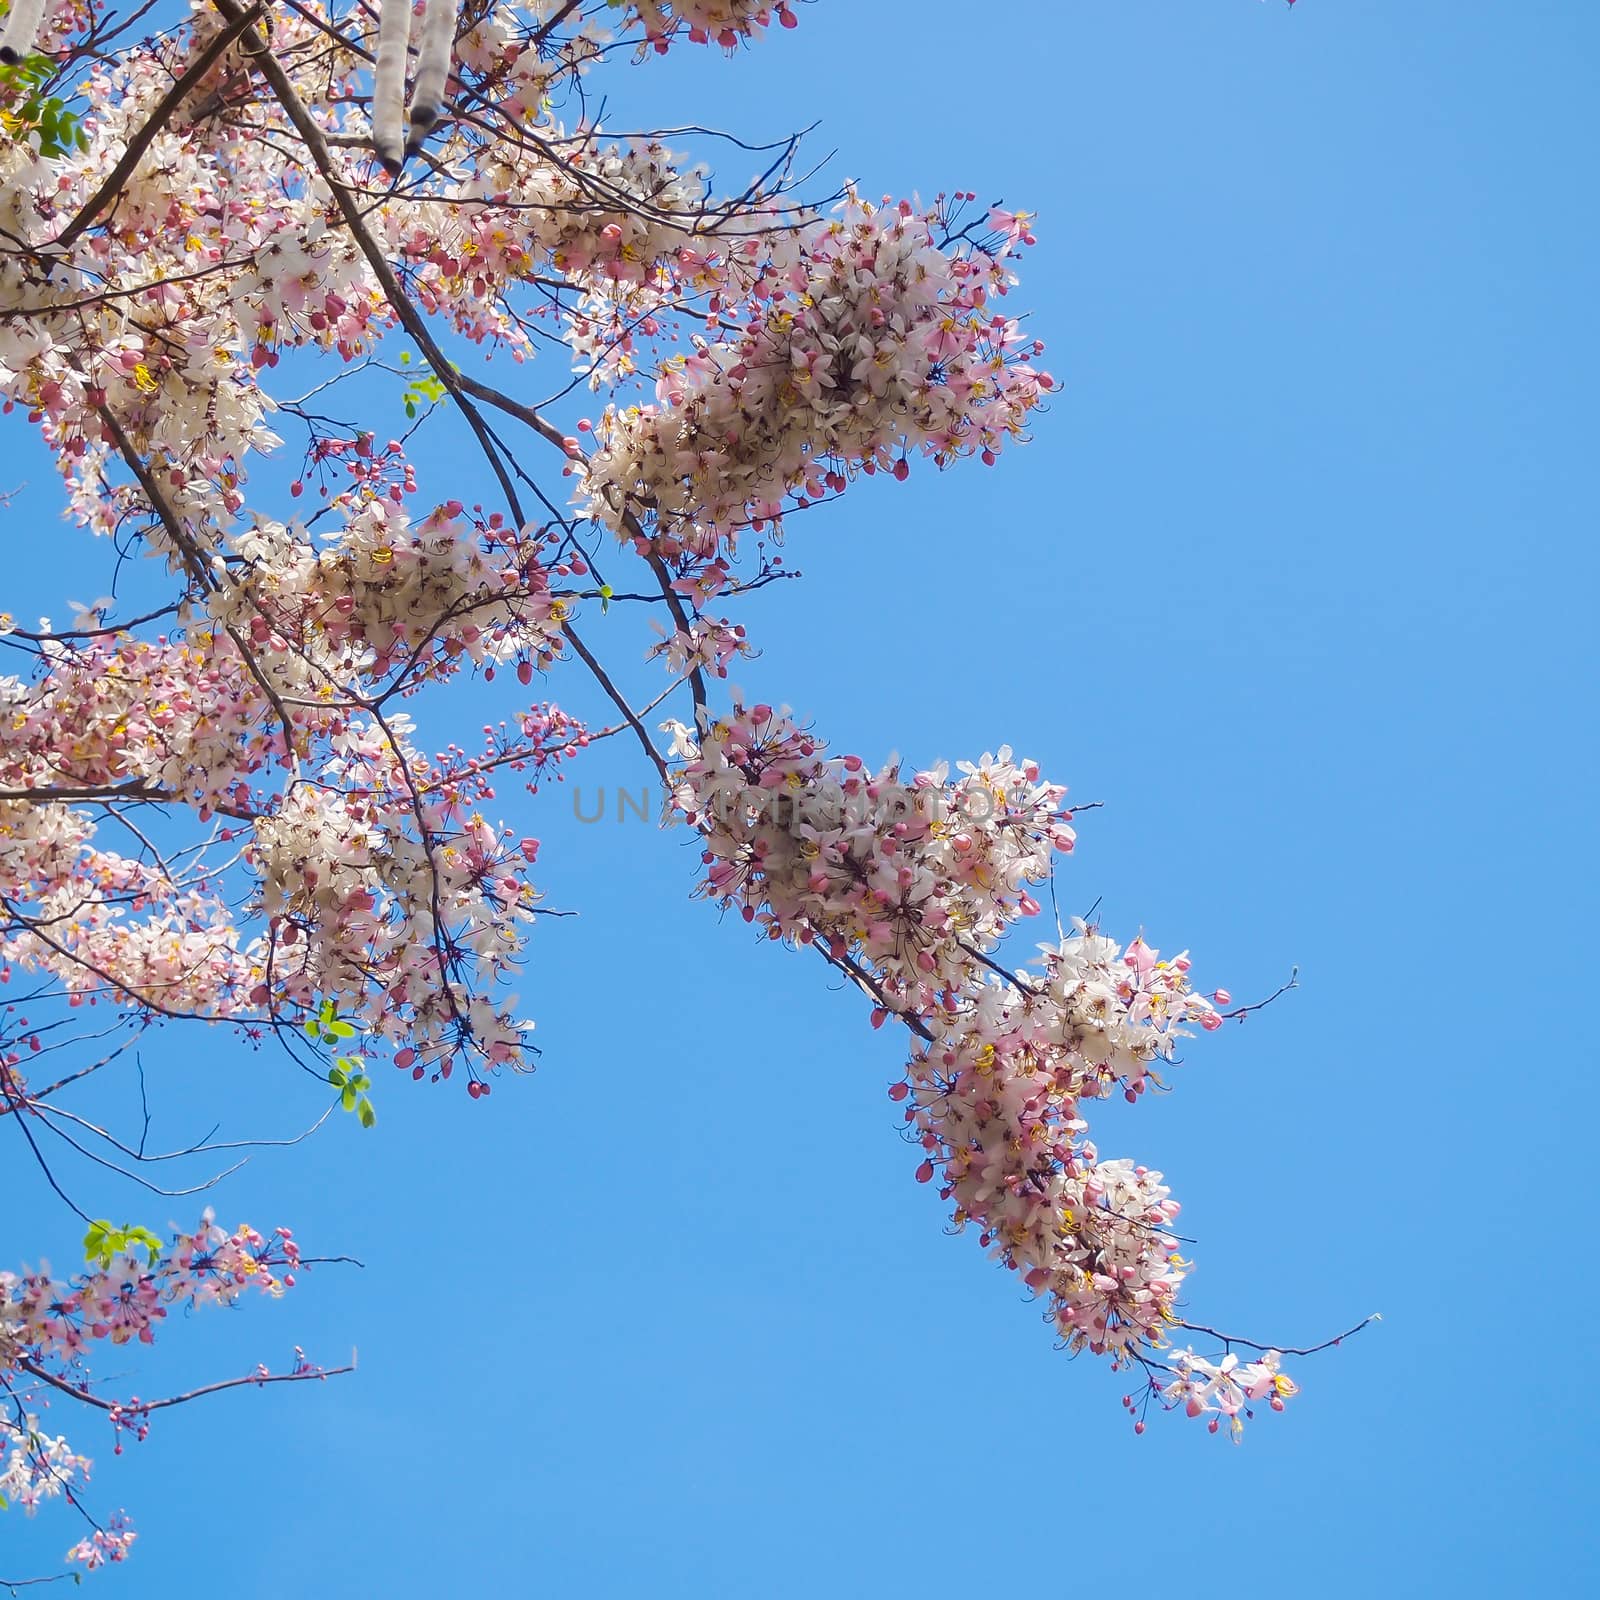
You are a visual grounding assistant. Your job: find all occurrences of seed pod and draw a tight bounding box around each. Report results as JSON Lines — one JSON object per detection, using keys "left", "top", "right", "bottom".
{"left": 405, "top": 0, "right": 457, "bottom": 155}
{"left": 0, "top": 0, "right": 47, "bottom": 64}
{"left": 371, "top": 0, "right": 412, "bottom": 174}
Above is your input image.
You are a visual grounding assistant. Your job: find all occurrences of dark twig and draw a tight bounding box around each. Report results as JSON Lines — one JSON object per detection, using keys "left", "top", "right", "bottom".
{"left": 1175, "top": 1312, "right": 1381, "bottom": 1359}
{"left": 1222, "top": 967, "right": 1299, "bottom": 1021}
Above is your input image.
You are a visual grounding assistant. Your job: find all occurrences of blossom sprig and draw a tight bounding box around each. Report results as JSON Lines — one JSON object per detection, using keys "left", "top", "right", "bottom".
{"left": 0, "top": 1411, "right": 92, "bottom": 1519}
{"left": 665, "top": 701, "right": 1075, "bottom": 1012}
{"left": 663, "top": 702, "right": 1315, "bottom": 1433}
{"left": 2, "top": 1213, "right": 303, "bottom": 1365}
{"left": 2, "top": 1214, "right": 339, "bottom": 1570}
{"left": 65, "top": 1513, "right": 137, "bottom": 1572}
{"left": 900, "top": 933, "right": 1222, "bottom": 1365}
{"left": 583, "top": 192, "right": 1052, "bottom": 559}
{"left": 247, "top": 715, "right": 548, "bottom": 1081}
{"left": 0, "top": 796, "right": 260, "bottom": 1017}
{"left": 0, "top": 629, "right": 289, "bottom": 815}
{"left": 1, "top": 682, "right": 573, "bottom": 1076}
{"left": 213, "top": 500, "right": 572, "bottom": 690}
{"left": 0, "top": 1408, "right": 136, "bottom": 1573}
{"left": 619, "top": 0, "right": 801, "bottom": 55}
{"left": 1156, "top": 1348, "right": 1300, "bottom": 1439}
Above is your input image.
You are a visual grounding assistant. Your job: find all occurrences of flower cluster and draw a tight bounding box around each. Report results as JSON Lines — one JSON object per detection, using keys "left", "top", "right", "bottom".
{"left": 0, "top": 1412, "right": 137, "bottom": 1568}
{"left": 215, "top": 501, "right": 569, "bottom": 687}
{"left": 2, "top": 1215, "right": 302, "bottom": 1360}
{"left": 449, "top": 4, "right": 609, "bottom": 126}
{"left": 583, "top": 194, "right": 1053, "bottom": 557}
{"left": 0, "top": 796, "right": 258, "bottom": 1016}
{"left": 666, "top": 702, "right": 1292, "bottom": 1429}
{"left": 648, "top": 617, "right": 751, "bottom": 679}
{"left": 248, "top": 715, "right": 547, "bottom": 1079}
{"left": 67, "top": 1515, "right": 138, "bottom": 1571}
{"left": 0, "top": 1415, "right": 90, "bottom": 1517}
{"left": 1158, "top": 1347, "right": 1300, "bottom": 1438}
{"left": 384, "top": 131, "right": 743, "bottom": 368}
{"left": 620, "top": 1, "right": 800, "bottom": 53}
{"left": 1, "top": 631, "right": 278, "bottom": 812}
{"left": 666, "top": 702, "right": 1075, "bottom": 1009}
{"left": 2, "top": 600, "right": 574, "bottom": 1060}
{"left": 901, "top": 931, "right": 1221, "bottom": 1360}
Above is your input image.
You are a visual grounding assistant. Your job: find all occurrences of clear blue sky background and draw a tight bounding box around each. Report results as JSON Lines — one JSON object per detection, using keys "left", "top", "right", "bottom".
{"left": 6, "top": 0, "right": 1598, "bottom": 1592}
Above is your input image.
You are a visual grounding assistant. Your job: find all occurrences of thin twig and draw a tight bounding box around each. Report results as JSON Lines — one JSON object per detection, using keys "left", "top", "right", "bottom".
{"left": 1175, "top": 1312, "right": 1381, "bottom": 1359}
{"left": 1222, "top": 967, "right": 1299, "bottom": 1021}
{"left": 15, "top": 1354, "right": 358, "bottom": 1415}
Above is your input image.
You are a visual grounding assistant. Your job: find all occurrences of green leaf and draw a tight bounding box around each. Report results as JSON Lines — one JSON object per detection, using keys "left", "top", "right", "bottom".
{"left": 126, "top": 1226, "right": 163, "bottom": 1266}
{"left": 84, "top": 1219, "right": 162, "bottom": 1267}
{"left": 341, "top": 1086, "right": 357, "bottom": 1112}
{"left": 328, "top": 1065, "right": 346, "bottom": 1088}
{"left": 357, "top": 1097, "right": 376, "bottom": 1129}
{"left": 328, "top": 1019, "right": 356, "bottom": 1039}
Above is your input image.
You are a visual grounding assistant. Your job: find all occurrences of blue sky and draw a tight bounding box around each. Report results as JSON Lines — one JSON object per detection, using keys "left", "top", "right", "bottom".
{"left": 6, "top": 0, "right": 1598, "bottom": 1592}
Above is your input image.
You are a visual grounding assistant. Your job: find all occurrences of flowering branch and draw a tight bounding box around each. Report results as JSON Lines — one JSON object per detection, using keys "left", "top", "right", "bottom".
{"left": 13, "top": 1352, "right": 358, "bottom": 1416}
{"left": 0, "top": 0, "right": 1345, "bottom": 1573}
